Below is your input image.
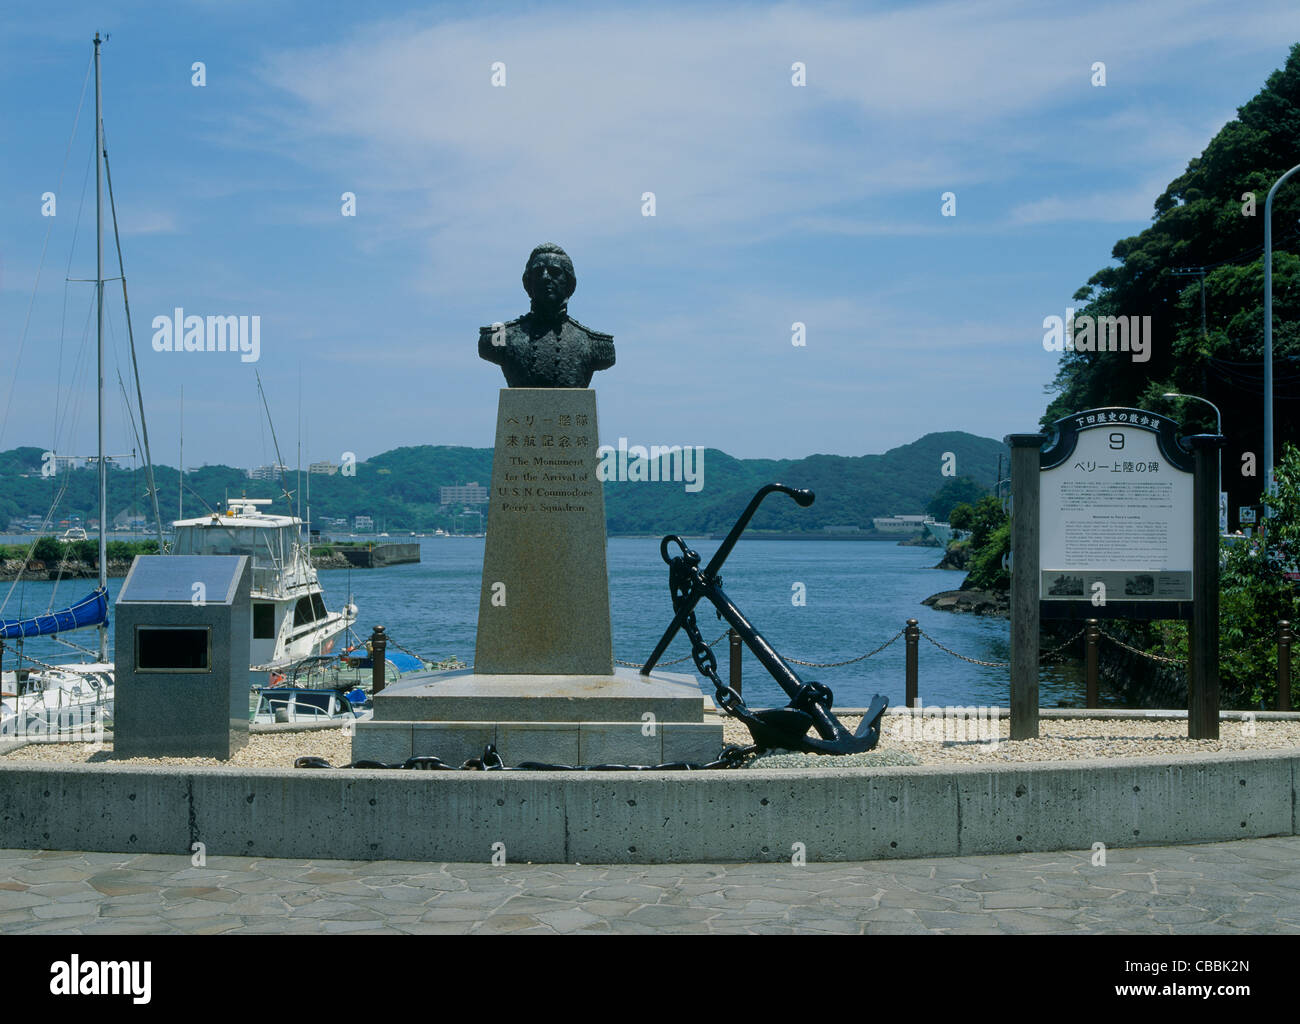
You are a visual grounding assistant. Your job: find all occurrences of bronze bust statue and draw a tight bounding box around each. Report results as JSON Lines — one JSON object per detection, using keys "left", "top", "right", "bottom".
{"left": 478, "top": 243, "right": 615, "bottom": 387}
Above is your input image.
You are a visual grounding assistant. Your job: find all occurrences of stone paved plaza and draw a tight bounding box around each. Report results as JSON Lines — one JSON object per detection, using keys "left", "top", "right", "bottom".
{"left": 0, "top": 836, "right": 1298, "bottom": 934}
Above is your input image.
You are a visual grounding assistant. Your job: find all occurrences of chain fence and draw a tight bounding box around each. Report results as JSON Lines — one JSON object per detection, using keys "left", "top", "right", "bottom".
{"left": 614, "top": 631, "right": 728, "bottom": 669}
{"left": 353, "top": 618, "right": 1193, "bottom": 686}
{"left": 1096, "top": 627, "right": 1188, "bottom": 666}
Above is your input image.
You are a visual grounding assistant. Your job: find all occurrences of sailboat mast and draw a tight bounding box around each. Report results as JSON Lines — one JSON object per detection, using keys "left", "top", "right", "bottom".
{"left": 179, "top": 385, "right": 184, "bottom": 520}
{"left": 94, "top": 32, "right": 107, "bottom": 663}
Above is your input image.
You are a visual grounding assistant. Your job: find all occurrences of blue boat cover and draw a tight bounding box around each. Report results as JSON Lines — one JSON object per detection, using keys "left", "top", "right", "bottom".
{"left": 344, "top": 649, "right": 424, "bottom": 673}
{"left": 0, "top": 587, "right": 109, "bottom": 640}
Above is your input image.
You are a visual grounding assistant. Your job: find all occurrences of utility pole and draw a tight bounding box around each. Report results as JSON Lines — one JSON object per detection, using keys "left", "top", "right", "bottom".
{"left": 1264, "top": 163, "right": 1300, "bottom": 504}
{"left": 1171, "top": 266, "right": 1208, "bottom": 340}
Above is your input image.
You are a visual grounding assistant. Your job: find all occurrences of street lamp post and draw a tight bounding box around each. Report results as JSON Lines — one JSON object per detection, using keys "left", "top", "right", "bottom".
{"left": 1165, "top": 391, "right": 1223, "bottom": 529}
{"left": 1264, "top": 162, "right": 1300, "bottom": 502}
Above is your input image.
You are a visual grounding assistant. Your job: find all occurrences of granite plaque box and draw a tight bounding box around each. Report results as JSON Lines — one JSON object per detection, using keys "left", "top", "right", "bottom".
{"left": 113, "top": 555, "right": 251, "bottom": 759}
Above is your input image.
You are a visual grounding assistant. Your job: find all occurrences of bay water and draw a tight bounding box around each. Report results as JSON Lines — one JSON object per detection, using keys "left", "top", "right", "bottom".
{"left": 1, "top": 537, "right": 1103, "bottom": 709}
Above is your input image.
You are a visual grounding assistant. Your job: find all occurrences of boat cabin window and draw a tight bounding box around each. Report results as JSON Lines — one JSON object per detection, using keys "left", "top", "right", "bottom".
{"left": 293, "top": 596, "right": 317, "bottom": 628}
{"left": 294, "top": 692, "right": 334, "bottom": 715}
{"left": 310, "top": 593, "right": 328, "bottom": 620}
{"left": 172, "top": 524, "right": 284, "bottom": 569}
{"left": 252, "top": 603, "right": 275, "bottom": 639}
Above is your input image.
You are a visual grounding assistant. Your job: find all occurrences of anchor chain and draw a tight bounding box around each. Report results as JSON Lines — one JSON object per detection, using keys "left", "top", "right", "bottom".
{"left": 296, "top": 741, "right": 759, "bottom": 772}
{"left": 681, "top": 591, "right": 748, "bottom": 719}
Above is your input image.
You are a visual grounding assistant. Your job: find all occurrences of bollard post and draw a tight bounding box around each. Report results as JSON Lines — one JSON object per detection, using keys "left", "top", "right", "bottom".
{"left": 370, "top": 625, "right": 387, "bottom": 695}
{"left": 905, "top": 618, "right": 919, "bottom": 708}
{"left": 1279, "top": 620, "right": 1293, "bottom": 712}
{"left": 728, "top": 628, "right": 742, "bottom": 697}
{"left": 1085, "top": 618, "right": 1100, "bottom": 708}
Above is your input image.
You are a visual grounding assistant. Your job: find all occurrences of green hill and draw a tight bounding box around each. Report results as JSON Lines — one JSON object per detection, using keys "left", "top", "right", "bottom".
{"left": 0, "top": 431, "right": 1007, "bottom": 536}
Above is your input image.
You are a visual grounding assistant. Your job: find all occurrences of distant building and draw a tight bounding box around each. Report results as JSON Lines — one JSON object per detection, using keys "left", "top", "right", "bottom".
{"left": 439, "top": 482, "right": 488, "bottom": 506}
{"left": 353, "top": 515, "right": 374, "bottom": 532}
{"left": 112, "top": 511, "right": 148, "bottom": 531}
{"left": 248, "top": 463, "right": 288, "bottom": 481}
{"left": 309, "top": 461, "right": 339, "bottom": 476}
{"left": 871, "top": 514, "right": 934, "bottom": 534}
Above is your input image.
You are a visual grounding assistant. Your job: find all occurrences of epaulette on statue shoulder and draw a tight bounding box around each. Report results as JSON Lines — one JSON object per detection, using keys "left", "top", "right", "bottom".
{"left": 568, "top": 316, "right": 613, "bottom": 340}
{"left": 479, "top": 317, "right": 523, "bottom": 334}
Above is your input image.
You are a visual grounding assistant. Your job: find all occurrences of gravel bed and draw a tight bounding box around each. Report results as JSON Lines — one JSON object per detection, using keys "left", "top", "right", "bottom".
{"left": 0, "top": 731, "right": 353, "bottom": 769}
{"left": 724, "top": 715, "right": 1300, "bottom": 764}
{"left": 4, "top": 715, "right": 1299, "bottom": 770}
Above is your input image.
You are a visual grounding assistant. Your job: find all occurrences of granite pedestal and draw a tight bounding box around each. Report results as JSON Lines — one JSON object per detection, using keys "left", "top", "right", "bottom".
{"left": 353, "top": 388, "right": 722, "bottom": 767}
{"left": 356, "top": 667, "right": 722, "bottom": 765}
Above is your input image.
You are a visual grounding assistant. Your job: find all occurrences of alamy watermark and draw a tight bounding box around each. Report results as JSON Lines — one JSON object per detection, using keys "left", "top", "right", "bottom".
{"left": 151, "top": 308, "right": 260, "bottom": 362}
{"left": 890, "top": 700, "right": 1000, "bottom": 750}
{"left": 1042, "top": 307, "right": 1150, "bottom": 363}
{"left": 596, "top": 437, "right": 704, "bottom": 493}
{"left": 0, "top": 704, "right": 106, "bottom": 745}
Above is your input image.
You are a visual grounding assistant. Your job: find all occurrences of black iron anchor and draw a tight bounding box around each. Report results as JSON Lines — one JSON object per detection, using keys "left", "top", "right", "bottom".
{"left": 642, "top": 484, "right": 889, "bottom": 755}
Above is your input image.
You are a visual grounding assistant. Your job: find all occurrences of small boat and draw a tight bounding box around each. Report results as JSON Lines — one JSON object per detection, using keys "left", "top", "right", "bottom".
{"left": 1, "top": 662, "right": 113, "bottom": 740}
{"left": 58, "top": 527, "right": 89, "bottom": 543}
{"left": 251, "top": 684, "right": 367, "bottom": 725}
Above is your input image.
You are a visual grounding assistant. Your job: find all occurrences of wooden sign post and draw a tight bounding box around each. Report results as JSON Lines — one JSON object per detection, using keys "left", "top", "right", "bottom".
{"left": 1006, "top": 433, "right": 1046, "bottom": 739}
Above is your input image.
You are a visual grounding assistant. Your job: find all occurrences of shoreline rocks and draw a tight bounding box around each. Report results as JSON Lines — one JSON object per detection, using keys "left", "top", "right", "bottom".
{"left": 0, "top": 558, "right": 135, "bottom": 581}
{"left": 921, "top": 588, "right": 1009, "bottom": 617}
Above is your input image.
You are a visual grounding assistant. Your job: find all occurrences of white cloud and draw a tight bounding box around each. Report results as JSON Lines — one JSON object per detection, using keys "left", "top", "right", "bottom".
{"left": 234, "top": 1, "right": 1300, "bottom": 295}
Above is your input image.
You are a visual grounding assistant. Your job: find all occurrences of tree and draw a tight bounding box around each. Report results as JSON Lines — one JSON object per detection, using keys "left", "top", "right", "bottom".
{"left": 1042, "top": 44, "right": 1300, "bottom": 529}
{"left": 926, "top": 476, "right": 988, "bottom": 520}
{"left": 948, "top": 495, "right": 1011, "bottom": 591}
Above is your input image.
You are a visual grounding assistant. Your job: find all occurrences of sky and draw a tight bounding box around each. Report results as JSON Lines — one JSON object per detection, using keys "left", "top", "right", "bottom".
{"left": 2, "top": 0, "right": 1299, "bottom": 474}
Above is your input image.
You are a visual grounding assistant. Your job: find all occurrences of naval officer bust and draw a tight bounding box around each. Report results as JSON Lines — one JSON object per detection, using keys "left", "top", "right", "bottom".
{"left": 478, "top": 243, "right": 615, "bottom": 388}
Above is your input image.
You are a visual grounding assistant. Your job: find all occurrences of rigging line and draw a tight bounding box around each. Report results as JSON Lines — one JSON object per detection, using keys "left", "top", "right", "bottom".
{"left": 102, "top": 122, "right": 164, "bottom": 550}
{"left": 53, "top": 289, "right": 98, "bottom": 461}
{"left": 181, "top": 481, "right": 219, "bottom": 518}
{"left": 0, "top": 467, "right": 73, "bottom": 617}
{"left": 55, "top": 134, "right": 98, "bottom": 445}
{"left": 115, "top": 363, "right": 142, "bottom": 463}
{"left": 255, "top": 370, "right": 295, "bottom": 512}
{"left": 48, "top": 158, "right": 98, "bottom": 455}
{"left": 0, "top": 53, "right": 94, "bottom": 453}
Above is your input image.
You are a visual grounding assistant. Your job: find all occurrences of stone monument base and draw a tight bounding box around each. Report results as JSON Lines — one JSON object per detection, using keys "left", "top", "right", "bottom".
{"left": 352, "top": 668, "right": 724, "bottom": 766}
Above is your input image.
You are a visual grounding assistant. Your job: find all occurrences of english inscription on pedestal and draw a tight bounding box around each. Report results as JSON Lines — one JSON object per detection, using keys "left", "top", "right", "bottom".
{"left": 474, "top": 387, "right": 614, "bottom": 675}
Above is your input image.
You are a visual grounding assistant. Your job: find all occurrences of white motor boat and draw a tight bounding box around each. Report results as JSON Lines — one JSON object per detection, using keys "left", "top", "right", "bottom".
{"left": 170, "top": 499, "right": 358, "bottom": 681}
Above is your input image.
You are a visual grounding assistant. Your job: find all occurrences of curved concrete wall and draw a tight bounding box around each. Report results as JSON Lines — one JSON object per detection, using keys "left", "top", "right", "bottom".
{"left": 1, "top": 747, "right": 1296, "bottom": 864}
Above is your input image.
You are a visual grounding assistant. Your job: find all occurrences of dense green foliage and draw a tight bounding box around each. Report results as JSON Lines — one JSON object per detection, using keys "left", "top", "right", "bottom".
{"left": 0, "top": 432, "right": 1007, "bottom": 536}
{"left": 7, "top": 538, "right": 159, "bottom": 564}
{"left": 926, "top": 476, "right": 989, "bottom": 521}
{"left": 1042, "top": 44, "right": 1300, "bottom": 529}
{"left": 948, "top": 496, "right": 1010, "bottom": 592}
{"left": 1104, "top": 444, "right": 1300, "bottom": 708}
